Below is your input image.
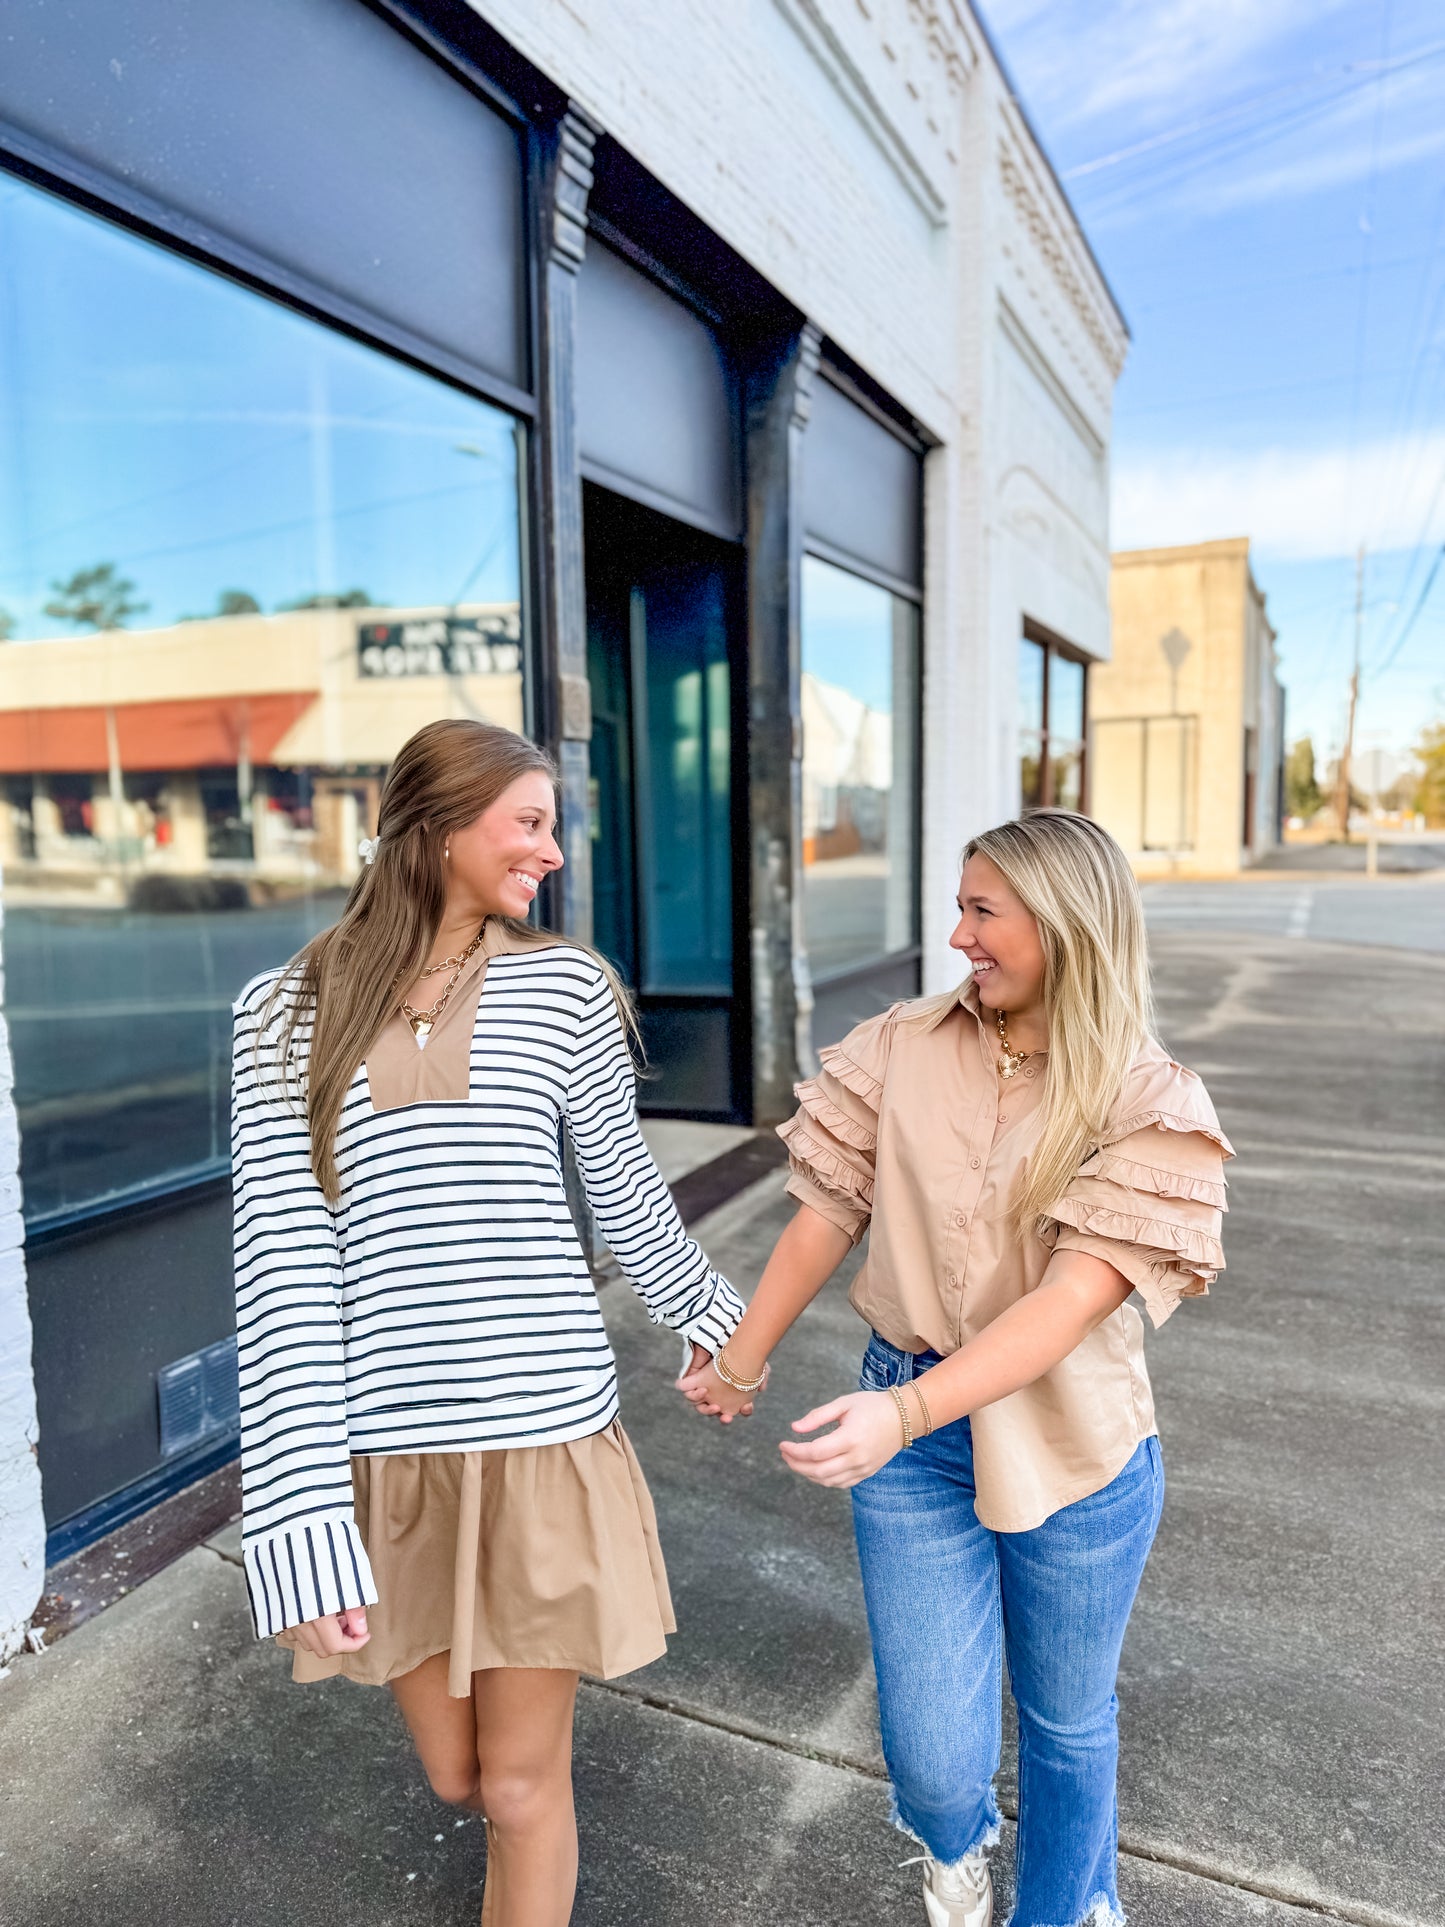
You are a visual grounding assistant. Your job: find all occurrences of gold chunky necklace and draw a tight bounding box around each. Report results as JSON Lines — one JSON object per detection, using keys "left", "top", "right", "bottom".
{"left": 995, "top": 1007, "right": 1039, "bottom": 1080}
{"left": 399, "top": 926, "right": 486, "bottom": 1050}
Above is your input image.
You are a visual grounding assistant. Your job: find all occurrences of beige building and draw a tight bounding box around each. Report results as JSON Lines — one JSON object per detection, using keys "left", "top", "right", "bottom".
{"left": 0, "top": 604, "right": 521, "bottom": 896}
{"left": 1091, "top": 538, "right": 1285, "bottom": 877}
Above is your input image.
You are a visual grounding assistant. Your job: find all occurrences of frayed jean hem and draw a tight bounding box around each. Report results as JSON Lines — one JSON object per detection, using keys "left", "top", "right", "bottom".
{"left": 1005, "top": 1891, "right": 1126, "bottom": 1927}
{"left": 889, "top": 1783, "right": 1002, "bottom": 1867}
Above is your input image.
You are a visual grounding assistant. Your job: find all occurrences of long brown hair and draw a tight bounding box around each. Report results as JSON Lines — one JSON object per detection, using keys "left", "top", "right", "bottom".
{"left": 261, "top": 718, "right": 640, "bottom": 1201}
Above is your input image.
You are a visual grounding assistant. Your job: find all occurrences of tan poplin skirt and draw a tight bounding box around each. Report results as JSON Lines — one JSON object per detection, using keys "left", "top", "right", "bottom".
{"left": 277, "top": 1421, "right": 675, "bottom": 1697}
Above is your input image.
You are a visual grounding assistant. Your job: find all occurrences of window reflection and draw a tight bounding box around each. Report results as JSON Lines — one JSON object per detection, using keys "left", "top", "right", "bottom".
{"left": 800, "top": 555, "right": 918, "bottom": 980}
{"left": 0, "top": 180, "right": 524, "bottom": 1224}
{"left": 1019, "top": 637, "right": 1046, "bottom": 809}
{"left": 1018, "top": 631, "right": 1087, "bottom": 816}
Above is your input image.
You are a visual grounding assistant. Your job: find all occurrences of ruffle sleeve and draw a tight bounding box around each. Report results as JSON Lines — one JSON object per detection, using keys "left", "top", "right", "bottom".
{"left": 775, "top": 1007, "right": 896, "bottom": 1246}
{"left": 1042, "top": 1055, "right": 1235, "bottom": 1329}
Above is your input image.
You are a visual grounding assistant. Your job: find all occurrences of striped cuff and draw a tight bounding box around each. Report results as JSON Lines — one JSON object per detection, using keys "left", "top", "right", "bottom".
{"left": 242, "top": 1516, "right": 379, "bottom": 1639}
{"left": 676, "top": 1273, "right": 746, "bottom": 1360}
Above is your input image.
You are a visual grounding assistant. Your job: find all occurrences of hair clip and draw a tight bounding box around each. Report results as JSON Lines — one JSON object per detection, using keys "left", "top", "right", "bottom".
{"left": 357, "top": 836, "right": 380, "bottom": 866}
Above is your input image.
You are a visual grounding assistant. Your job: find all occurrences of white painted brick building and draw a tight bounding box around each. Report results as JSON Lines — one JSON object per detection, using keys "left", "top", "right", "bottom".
{"left": 0, "top": 0, "right": 1123, "bottom": 1652}
{"left": 479, "top": 0, "right": 1127, "bottom": 979}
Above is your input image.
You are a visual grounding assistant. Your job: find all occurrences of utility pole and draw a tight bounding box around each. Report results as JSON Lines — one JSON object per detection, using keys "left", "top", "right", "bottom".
{"left": 1335, "top": 544, "right": 1364, "bottom": 840}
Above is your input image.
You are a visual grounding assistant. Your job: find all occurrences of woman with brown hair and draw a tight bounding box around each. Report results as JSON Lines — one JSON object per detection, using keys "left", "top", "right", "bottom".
{"left": 231, "top": 718, "right": 742, "bottom": 1926}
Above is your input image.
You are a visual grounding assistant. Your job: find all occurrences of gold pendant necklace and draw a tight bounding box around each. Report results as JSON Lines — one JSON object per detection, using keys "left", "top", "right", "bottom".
{"left": 995, "top": 1007, "right": 1038, "bottom": 1081}
{"left": 399, "top": 926, "right": 486, "bottom": 1050}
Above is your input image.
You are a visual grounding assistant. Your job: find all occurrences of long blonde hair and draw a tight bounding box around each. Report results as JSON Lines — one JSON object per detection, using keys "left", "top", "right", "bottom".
{"left": 261, "top": 718, "right": 640, "bottom": 1201}
{"left": 945, "top": 810, "right": 1155, "bottom": 1234}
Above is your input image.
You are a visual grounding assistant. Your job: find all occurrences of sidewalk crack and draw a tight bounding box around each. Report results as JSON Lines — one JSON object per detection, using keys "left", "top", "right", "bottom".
{"left": 580, "top": 1678, "right": 1432, "bottom": 1927}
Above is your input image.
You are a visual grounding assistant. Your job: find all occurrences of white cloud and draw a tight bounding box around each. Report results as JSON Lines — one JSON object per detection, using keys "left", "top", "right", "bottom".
{"left": 1081, "top": 58, "right": 1445, "bottom": 223}
{"left": 1112, "top": 432, "right": 1445, "bottom": 560}
{"left": 980, "top": 0, "right": 1352, "bottom": 136}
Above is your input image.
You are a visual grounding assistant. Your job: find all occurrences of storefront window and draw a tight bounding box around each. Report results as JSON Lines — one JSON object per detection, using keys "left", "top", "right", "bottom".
{"left": 1018, "top": 629, "right": 1088, "bottom": 814}
{"left": 799, "top": 555, "right": 919, "bottom": 979}
{"left": 0, "top": 180, "right": 524, "bottom": 1225}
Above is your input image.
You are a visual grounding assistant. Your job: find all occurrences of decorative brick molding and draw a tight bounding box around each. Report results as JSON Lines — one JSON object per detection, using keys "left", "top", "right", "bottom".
{"left": 773, "top": 0, "right": 978, "bottom": 226}
{"left": 998, "top": 135, "right": 1128, "bottom": 397}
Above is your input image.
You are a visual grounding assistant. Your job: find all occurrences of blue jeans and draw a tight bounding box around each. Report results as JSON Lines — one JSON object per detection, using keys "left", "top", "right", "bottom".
{"left": 851, "top": 1333, "right": 1164, "bottom": 1927}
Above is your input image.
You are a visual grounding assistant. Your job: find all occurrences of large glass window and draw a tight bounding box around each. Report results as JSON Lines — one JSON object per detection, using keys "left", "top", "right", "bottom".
{"left": 799, "top": 555, "right": 919, "bottom": 980}
{"left": 0, "top": 180, "right": 524, "bottom": 1226}
{"left": 1019, "top": 629, "right": 1088, "bottom": 812}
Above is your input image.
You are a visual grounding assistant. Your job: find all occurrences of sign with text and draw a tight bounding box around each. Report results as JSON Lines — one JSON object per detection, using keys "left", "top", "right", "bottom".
{"left": 357, "top": 614, "right": 522, "bottom": 679}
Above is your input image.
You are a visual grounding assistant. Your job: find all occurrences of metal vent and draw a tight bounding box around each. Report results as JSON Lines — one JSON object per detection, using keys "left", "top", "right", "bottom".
{"left": 157, "top": 1336, "right": 239, "bottom": 1459}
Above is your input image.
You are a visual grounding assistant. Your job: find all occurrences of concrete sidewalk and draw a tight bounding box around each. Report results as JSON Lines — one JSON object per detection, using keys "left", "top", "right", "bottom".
{"left": 2, "top": 930, "right": 1442, "bottom": 1925}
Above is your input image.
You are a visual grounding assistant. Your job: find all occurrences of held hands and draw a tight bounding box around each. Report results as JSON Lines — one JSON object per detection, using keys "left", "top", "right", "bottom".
{"left": 676, "top": 1338, "right": 906, "bottom": 1487}
{"left": 676, "top": 1341, "right": 767, "bottom": 1422}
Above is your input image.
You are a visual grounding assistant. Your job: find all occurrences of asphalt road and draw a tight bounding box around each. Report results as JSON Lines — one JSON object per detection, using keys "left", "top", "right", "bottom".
{"left": 2, "top": 909, "right": 1441, "bottom": 1925}
{"left": 1142, "top": 874, "right": 1445, "bottom": 953}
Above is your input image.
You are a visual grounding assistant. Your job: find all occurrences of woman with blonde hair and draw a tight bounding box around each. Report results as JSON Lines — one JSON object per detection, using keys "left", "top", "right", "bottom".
{"left": 682, "top": 809, "right": 1232, "bottom": 1927}
{"left": 232, "top": 718, "right": 742, "bottom": 1926}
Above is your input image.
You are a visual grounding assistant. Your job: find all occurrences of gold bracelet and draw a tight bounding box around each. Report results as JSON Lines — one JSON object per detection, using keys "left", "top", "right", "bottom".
{"left": 714, "top": 1347, "right": 767, "bottom": 1394}
{"left": 887, "top": 1384, "right": 914, "bottom": 1448}
{"left": 910, "top": 1380, "right": 935, "bottom": 1439}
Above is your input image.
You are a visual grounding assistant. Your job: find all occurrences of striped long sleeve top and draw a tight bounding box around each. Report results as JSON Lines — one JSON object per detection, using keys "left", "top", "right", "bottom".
{"left": 231, "top": 939, "right": 743, "bottom": 1639}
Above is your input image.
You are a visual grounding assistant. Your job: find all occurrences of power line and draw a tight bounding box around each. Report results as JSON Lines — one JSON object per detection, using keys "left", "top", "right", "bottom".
{"left": 1373, "top": 540, "right": 1444, "bottom": 676}
{"left": 1342, "top": 0, "right": 1395, "bottom": 550}
{"left": 1063, "top": 37, "right": 1445, "bottom": 181}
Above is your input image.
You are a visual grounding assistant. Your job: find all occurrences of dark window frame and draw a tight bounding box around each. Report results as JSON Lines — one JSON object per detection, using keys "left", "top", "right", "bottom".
{"left": 1021, "top": 618, "right": 1091, "bottom": 813}
{"left": 0, "top": 2, "right": 538, "bottom": 423}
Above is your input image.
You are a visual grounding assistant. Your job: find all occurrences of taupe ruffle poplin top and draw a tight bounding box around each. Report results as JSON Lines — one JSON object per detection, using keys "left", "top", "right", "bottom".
{"left": 778, "top": 979, "right": 1234, "bottom": 1531}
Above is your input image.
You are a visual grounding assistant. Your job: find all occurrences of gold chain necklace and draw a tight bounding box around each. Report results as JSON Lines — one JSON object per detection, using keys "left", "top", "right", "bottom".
{"left": 417, "top": 944, "right": 477, "bottom": 978}
{"left": 399, "top": 926, "right": 486, "bottom": 1050}
{"left": 995, "top": 1007, "right": 1039, "bottom": 1081}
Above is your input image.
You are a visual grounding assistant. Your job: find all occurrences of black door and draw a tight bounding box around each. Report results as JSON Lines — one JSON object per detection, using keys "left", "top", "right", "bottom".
{"left": 583, "top": 485, "right": 746, "bottom": 1117}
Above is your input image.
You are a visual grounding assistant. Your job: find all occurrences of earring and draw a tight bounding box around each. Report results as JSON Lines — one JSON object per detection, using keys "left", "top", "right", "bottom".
{"left": 444, "top": 842, "right": 451, "bottom": 861}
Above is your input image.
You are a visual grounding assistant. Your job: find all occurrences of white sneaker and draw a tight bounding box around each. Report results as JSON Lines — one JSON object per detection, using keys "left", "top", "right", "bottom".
{"left": 909, "top": 1849, "right": 994, "bottom": 1927}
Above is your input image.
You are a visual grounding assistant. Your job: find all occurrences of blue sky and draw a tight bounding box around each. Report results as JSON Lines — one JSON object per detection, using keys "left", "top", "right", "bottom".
{"left": 979, "top": 0, "right": 1445, "bottom": 768}
{"left": 0, "top": 179, "right": 521, "bottom": 637}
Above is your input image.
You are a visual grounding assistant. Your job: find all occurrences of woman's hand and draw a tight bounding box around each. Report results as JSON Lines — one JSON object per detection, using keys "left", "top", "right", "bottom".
{"left": 779, "top": 1390, "right": 904, "bottom": 1488}
{"left": 676, "top": 1342, "right": 765, "bottom": 1423}
{"left": 289, "top": 1605, "right": 371, "bottom": 1657}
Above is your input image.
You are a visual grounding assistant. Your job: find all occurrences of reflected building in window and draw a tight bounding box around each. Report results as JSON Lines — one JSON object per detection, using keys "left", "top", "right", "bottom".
{"left": 800, "top": 558, "right": 918, "bottom": 989}
{"left": 1018, "top": 625, "right": 1089, "bottom": 815}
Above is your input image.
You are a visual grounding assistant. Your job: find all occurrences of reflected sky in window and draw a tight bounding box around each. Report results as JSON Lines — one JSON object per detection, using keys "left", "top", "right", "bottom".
{"left": 0, "top": 179, "right": 518, "bottom": 639}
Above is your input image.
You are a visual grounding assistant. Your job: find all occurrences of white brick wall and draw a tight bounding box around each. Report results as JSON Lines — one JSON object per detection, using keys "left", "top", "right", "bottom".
{"left": 470, "top": 0, "right": 1128, "bottom": 992}
{"left": 0, "top": 898, "right": 43, "bottom": 1663}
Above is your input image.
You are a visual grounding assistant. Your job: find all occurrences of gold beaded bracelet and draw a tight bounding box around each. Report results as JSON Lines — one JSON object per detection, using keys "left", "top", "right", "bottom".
{"left": 714, "top": 1347, "right": 768, "bottom": 1394}
{"left": 911, "top": 1380, "right": 935, "bottom": 1438}
{"left": 887, "top": 1384, "right": 914, "bottom": 1448}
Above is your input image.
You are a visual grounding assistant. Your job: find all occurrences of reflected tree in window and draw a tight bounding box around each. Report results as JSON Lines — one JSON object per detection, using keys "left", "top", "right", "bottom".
{"left": 44, "top": 562, "right": 148, "bottom": 631}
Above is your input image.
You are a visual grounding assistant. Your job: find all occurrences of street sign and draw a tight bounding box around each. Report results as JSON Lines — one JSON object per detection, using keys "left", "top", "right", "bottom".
{"left": 357, "top": 614, "right": 523, "bottom": 679}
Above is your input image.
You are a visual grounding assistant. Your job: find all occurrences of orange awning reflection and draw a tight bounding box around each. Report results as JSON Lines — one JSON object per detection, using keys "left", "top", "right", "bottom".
{"left": 0, "top": 693, "right": 318, "bottom": 774}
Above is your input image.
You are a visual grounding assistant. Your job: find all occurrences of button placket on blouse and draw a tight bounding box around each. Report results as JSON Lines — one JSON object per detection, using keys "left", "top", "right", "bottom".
{"left": 942, "top": 1089, "right": 984, "bottom": 1308}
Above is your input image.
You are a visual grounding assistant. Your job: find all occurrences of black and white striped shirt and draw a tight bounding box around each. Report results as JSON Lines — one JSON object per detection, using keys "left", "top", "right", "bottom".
{"left": 231, "top": 945, "right": 742, "bottom": 1639}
